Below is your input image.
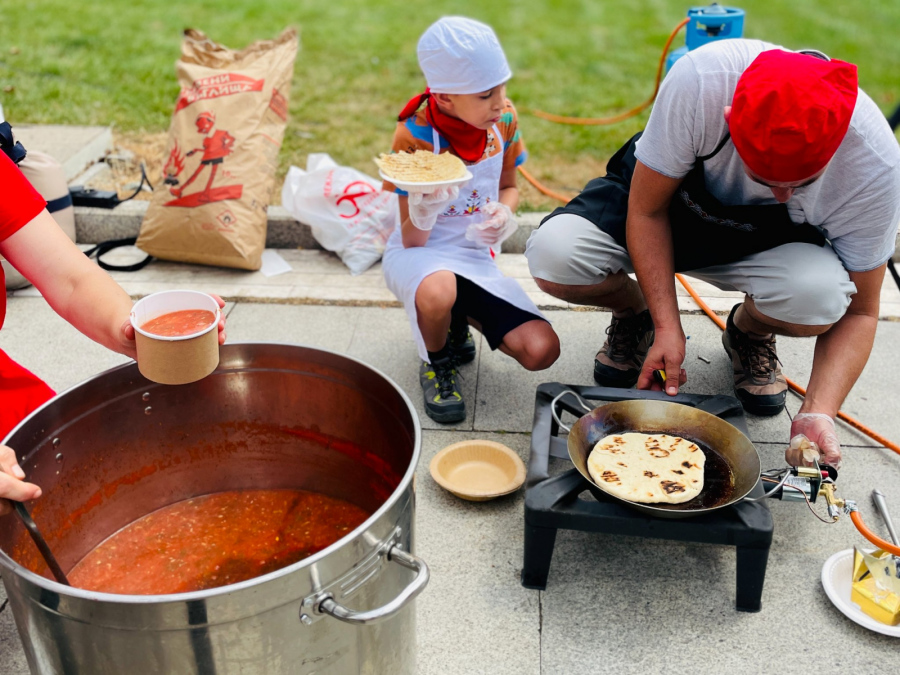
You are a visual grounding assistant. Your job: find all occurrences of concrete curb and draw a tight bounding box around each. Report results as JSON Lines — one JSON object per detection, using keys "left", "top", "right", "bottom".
{"left": 73, "top": 201, "right": 900, "bottom": 260}
{"left": 16, "top": 125, "right": 113, "bottom": 181}
{"left": 74, "top": 202, "right": 547, "bottom": 255}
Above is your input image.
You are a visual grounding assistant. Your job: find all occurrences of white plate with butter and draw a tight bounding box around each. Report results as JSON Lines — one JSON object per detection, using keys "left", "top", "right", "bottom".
{"left": 821, "top": 548, "right": 900, "bottom": 637}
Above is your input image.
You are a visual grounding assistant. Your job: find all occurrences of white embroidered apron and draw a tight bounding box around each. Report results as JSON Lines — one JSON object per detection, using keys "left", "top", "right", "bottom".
{"left": 383, "top": 125, "right": 545, "bottom": 361}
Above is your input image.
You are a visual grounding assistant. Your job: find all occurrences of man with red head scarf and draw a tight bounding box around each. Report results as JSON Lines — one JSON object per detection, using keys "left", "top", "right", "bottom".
{"left": 526, "top": 39, "right": 900, "bottom": 469}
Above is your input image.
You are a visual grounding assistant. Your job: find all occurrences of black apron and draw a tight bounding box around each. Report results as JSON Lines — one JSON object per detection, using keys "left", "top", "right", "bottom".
{"left": 543, "top": 132, "right": 826, "bottom": 272}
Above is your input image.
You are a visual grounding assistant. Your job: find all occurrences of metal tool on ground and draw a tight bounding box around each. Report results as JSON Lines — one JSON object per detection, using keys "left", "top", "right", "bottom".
{"left": 872, "top": 490, "right": 900, "bottom": 556}
{"left": 13, "top": 502, "right": 69, "bottom": 585}
{"left": 872, "top": 490, "right": 899, "bottom": 544}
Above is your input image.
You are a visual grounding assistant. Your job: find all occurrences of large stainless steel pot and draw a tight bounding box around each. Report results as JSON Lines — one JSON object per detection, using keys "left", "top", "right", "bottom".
{"left": 0, "top": 343, "right": 427, "bottom": 675}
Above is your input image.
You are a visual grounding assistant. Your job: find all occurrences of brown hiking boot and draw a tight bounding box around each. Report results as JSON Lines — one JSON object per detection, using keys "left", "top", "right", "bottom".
{"left": 593, "top": 310, "right": 655, "bottom": 388}
{"left": 722, "top": 304, "right": 787, "bottom": 416}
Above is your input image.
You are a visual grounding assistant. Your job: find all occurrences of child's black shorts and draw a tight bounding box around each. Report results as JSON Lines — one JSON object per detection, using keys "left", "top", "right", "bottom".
{"left": 452, "top": 274, "right": 547, "bottom": 351}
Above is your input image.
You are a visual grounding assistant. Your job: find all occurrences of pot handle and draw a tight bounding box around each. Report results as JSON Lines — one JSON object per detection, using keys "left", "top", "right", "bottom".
{"left": 550, "top": 389, "right": 593, "bottom": 433}
{"left": 314, "top": 546, "right": 429, "bottom": 625}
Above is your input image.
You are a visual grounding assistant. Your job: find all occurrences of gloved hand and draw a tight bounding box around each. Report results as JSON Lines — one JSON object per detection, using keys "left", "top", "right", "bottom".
{"left": 465, "top": 201, "right": 518, "bottom": 246}
{"left": 786, "top": 413, "right": 842, "bottom": 469}
{"left": 407, "top": 186, "right": 459, "bottom": 231}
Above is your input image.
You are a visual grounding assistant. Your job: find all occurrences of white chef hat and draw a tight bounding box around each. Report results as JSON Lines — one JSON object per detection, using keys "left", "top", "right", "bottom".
{"left": 417, "top": 17, "right": 512, "bottom": 95}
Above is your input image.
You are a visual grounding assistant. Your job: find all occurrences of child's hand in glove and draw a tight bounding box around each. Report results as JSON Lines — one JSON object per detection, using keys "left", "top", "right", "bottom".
{"left": 408, "top": 186, "right": 460, "bottom": 231}
{"left": 465, "top": 201, "right": 518, "bottom": 246}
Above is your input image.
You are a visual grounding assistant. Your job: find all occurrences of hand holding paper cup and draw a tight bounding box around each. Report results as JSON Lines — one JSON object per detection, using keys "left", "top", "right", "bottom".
{"left": 130, "top": 291, "right": 221, "bottom": 385}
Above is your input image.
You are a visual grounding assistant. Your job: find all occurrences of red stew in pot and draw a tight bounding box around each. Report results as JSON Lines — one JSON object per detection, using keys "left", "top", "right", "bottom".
{"left": 68, "top": 489, "right": 370, "bottom": 595}
{"left": 141, "top": 309, "right": 216, "bottom": 337}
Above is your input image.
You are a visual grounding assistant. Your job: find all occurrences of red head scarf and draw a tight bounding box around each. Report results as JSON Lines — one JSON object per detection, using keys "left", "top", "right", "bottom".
{"left": 728, "top": 50, "right": 858, "bottom": 183}
{"left": 397, "top": 90, "right": 487, "bottom": 163}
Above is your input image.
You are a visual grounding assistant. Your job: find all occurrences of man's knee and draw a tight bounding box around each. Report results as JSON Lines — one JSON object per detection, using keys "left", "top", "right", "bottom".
{"left": 750, "top": 245, "right": 856, "bottom": 327}
{"left": 525, "top": 212, "right": 630, "bottom": 286}
{"left": 525, "top": 219, "right": 581, "bottom": 281}
{"left": 772, "top": 270, "right": 853, "bottom": 326}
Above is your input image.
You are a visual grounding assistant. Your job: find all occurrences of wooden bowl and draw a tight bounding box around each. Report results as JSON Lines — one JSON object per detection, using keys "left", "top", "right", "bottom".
{"left": 429, "top": 440, "right": 526, "bottom": 502}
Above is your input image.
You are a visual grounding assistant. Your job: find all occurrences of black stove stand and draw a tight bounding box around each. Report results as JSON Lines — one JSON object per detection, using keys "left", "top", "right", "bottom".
{"left": 523, "top": 383, "right": 774, "bottom": 612}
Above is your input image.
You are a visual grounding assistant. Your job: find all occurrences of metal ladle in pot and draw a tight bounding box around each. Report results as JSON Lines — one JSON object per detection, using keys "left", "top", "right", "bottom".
{"left": 13, "top": 502, "right": 69, "bottom": 585}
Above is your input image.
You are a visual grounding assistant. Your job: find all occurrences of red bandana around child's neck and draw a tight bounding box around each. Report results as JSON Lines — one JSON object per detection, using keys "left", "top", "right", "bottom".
{"left": 397, "top": 89, "right": 487, "bottom": 163}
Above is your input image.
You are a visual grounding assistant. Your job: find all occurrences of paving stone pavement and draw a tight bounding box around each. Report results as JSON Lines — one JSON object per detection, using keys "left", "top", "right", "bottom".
{"left": 2, "top": 255, "right": 900, "bottom": 674}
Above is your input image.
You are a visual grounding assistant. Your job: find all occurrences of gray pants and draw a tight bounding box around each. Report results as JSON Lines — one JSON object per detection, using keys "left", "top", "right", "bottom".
{"left": 525, "top": 212, "right": 857, "bottom": 325}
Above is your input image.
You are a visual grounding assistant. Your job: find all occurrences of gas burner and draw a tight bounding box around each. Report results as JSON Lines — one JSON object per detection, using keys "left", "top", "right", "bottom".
{"left": 522, "top": 383, "right": 773, "bottom": 612}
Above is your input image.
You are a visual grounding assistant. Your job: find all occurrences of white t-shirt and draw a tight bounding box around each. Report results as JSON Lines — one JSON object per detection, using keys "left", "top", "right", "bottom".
{"left": 635, "top": 39, "right": 900, "bottom": 272}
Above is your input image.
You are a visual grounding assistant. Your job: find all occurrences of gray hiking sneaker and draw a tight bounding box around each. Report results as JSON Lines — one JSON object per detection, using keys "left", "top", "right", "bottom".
{"left": 419, "top": 355, "right": 466, "bottom": 423}
{"left": 722, "top": 304, "right": 787, "bottom": 416}
{"left": 593, "top": 309, "right": 655, "bottom": 388}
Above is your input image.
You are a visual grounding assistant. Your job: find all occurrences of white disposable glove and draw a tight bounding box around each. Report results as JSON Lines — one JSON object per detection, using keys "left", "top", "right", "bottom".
{"left": 786, "top": 413, "right": 842, "bottom": 469}
{"left": 407, "top": 186, "right": 459, "bottom": 231}
{"left": 465, "top": 201, "right": 518, "bottom": 246}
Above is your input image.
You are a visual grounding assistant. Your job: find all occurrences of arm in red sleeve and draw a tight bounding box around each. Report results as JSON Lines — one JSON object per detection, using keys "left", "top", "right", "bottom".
{"left": 0, "top": 152, "right": 46, "bottom": 244}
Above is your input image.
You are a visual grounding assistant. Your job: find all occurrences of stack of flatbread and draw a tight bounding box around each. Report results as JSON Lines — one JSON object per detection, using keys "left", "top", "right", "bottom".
{"left": 375, "top": 150, "right": 466, "bottom": 183}
{"left": 587, "top": 432, "right": 706, "bottom": 504}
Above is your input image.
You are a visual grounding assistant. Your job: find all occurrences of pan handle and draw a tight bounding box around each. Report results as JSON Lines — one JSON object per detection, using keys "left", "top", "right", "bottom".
{"left": 550, "top": 389, "right": 594, "bottom": 433}
{"left": 694, "top": 395, "right": 744, "bottom": 419}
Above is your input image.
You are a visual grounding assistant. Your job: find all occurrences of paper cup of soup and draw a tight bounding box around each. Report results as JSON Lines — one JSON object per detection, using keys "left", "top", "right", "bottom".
{"left": 130, "top": 290, "right": 220, "bottom": 385}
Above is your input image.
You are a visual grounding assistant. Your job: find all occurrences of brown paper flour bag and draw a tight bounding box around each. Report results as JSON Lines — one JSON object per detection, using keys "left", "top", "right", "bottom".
{"left": 137, "top": 28, "right": 299, "bottom": 270}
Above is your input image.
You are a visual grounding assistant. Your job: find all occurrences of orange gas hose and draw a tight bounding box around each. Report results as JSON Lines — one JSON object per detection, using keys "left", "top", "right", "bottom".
{"left": 850, "top": 510, "right": 900, "bottom": 556}
{"left": 517, "top": 165, "right": 576, "bottom": 203}
{"left": 532, "top": 18, "right": 689, "bottom": 126}
{"left": 674, "top": 273, "right": 900, "bottom": 457}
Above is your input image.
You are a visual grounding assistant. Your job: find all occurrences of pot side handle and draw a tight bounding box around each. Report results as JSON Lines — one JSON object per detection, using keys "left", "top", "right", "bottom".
{"left": 314, "top": 546, "right": 429, "bottom": 625}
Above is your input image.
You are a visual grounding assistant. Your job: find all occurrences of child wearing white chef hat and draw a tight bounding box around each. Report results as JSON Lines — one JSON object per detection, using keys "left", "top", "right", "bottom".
{"left": 381, "top": 16, "right": 560, "bottom": 424}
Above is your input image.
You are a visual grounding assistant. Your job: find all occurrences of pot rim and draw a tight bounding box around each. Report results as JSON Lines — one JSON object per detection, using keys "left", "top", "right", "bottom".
{"left": 0, "top": 341, "right": 422, "bottom": 605}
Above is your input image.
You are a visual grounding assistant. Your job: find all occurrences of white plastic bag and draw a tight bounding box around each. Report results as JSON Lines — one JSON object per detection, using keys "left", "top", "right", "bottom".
{"left": 281, "top": 154, "right": 399, "bottom": 275}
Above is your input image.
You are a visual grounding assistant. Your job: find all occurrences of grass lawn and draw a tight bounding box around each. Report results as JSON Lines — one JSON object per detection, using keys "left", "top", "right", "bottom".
{"left": 2, "top": 0, "right": 899, "bottom": 210}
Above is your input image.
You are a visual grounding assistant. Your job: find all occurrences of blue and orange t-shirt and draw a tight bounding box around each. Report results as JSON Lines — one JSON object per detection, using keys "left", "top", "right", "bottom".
{"left": 381, "top": 98, "right": 527, "bottom": 195}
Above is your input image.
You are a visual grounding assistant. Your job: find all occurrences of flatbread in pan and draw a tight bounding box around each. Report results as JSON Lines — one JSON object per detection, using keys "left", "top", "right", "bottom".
{"left": 587, "top": 432, "right": 706, "bottom": 504}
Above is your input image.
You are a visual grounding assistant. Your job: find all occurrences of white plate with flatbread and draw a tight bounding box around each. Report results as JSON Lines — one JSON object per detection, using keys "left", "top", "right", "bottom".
{"left": 821, "top": 548, "right": 900, "bottom": 637}
{"left": 377, "top": 169, "right": 473, "bottom": 194}
{"left": 375, "top": 150, "right": 473, "bottom": 194}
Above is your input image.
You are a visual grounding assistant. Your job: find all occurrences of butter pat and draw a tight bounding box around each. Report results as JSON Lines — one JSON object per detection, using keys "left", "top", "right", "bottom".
{"left": 851, "top": 547, "right": 900, "bottom": 626}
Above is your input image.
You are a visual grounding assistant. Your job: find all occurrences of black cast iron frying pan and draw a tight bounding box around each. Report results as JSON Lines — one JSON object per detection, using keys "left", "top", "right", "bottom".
{"left": 555, "top": 393, "right": 761, "bottom": 519}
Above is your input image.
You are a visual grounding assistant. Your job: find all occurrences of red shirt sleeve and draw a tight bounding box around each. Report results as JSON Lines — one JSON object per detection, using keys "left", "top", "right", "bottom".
{"left": 0, "top": 151, "right": 46, "bottom": 244}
